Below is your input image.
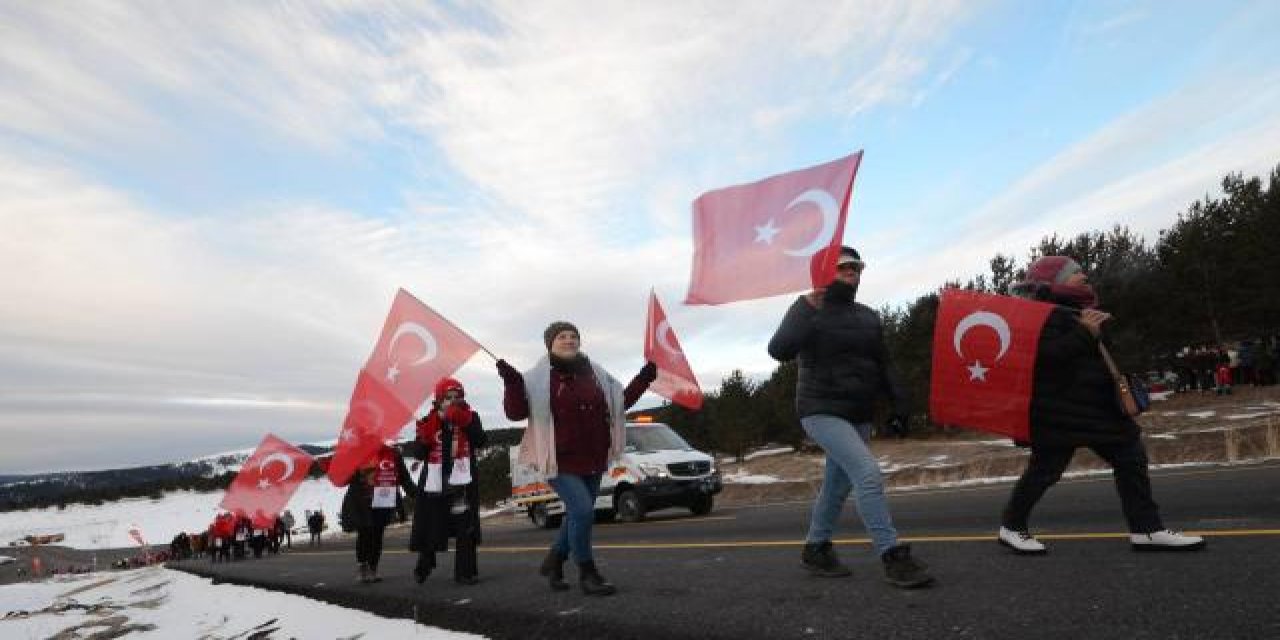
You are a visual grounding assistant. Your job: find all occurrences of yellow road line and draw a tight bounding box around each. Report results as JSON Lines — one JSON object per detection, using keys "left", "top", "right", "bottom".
{"left": 263, "top": 528, "right": 1280, "bottom": 558}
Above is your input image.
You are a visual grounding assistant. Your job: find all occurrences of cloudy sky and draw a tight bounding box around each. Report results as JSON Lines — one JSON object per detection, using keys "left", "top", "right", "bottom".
{"left": 3, "top": 1, "right": 1279, "bottom": 474}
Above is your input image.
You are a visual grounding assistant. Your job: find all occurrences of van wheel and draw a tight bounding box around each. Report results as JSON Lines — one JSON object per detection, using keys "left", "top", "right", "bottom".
{"left": 529, "top": 503, "right": 562, "bottom": 529}
{"left": 615, "top": 490, "right": 645, "bottom": 523}
{"left": 690, "top": 495, "right": 714, "bottom": 516}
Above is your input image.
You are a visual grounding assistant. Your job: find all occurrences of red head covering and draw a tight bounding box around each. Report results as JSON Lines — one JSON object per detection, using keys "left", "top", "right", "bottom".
{"left": 434, "top": 377, "right": 464, "bottom": 400}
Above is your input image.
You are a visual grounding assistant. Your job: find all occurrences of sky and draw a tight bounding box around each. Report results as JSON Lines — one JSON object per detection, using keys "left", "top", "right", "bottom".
{"left": 3, "top": 1, "right": 1280, "bottom": 474}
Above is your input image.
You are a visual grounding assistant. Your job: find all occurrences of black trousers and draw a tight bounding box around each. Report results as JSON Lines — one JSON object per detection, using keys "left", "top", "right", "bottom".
{"left": 356, "top": 525, "right": 387, "bottom": 570}
{"left": 1002, "top": 438, "right": 1164, "bottom": 533}
{"left": 417, "top": 535, "right": 478, "bottom": 579}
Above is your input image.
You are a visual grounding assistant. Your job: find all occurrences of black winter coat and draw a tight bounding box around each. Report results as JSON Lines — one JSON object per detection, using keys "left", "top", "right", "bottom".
{"left": 768, "top": 295, "right": 908, "bottom": 424}
{"left": 339, "top": 451, "right": 414, "bottom": 531}
{"left": 1028, "top": 307, "right": 1139, "bottom": 447}
{"left": 407, "top": 413, "right": 488, "bottom": 553}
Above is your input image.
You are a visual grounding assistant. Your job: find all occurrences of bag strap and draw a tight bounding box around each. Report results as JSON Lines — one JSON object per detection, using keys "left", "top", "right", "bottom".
{"left": 1096, "top": 341, "right": 1125, "bottom": 382}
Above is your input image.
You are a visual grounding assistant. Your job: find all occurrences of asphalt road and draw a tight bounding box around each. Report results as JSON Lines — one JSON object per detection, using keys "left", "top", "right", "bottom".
{"left": 172, "top": 461, "right": 1280, "bottom": 640}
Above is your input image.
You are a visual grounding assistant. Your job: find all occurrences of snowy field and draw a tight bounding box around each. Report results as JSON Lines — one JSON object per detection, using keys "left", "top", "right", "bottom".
{"left": 0, "top": 565, "right": 481, "bottom": 639}
{"left": 0, "top": 477, "right": 349, "bottom": 550}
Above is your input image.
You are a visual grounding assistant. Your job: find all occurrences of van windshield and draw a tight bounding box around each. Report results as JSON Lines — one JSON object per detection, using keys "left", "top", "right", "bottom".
{"left": 626, "top": 424, "right": 692, "bottom": 452}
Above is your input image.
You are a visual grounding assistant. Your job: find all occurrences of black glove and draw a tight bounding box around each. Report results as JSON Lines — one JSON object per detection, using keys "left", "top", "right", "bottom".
{"left": 496, "top": 359, "right": 522, "bottom": 384}
{"left": 638, "top": 361, "right": 658, "bottom": 384}
{"left": 885, "top": 414, "right": 910, "bottom": 439}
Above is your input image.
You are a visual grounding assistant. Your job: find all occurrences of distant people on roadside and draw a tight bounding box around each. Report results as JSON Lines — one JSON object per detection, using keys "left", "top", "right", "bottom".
{"left": 768, "top": 246, "right": 934, "bottom": 589}
{"left": 498, "top": 320, "right": 656, "bottom": 596}
{"left": 281, "top": 509, "right": 296, "bottom": 548}
{"left": 249, "top": 512, "right": 269, "bottom": 559}
{"left": 211, "top": 513, "right": 234, "bottom": 563}
{"left": 998, "top": 256, "right": 1205, "bottom": 555}
{"left": 232, "top": 511, "right": 251, "bottom": 560}
{"left": 1216, "top": 359, "right": 1233, "bottom": 395}
{"left": 408, "top": 378, "right": 488, "bottom": 586}
{"left": 307, "top": 510, "right": 325, "bottom": 546}
{"left": 340, "top": 444, "right": 414, "bottom": 584}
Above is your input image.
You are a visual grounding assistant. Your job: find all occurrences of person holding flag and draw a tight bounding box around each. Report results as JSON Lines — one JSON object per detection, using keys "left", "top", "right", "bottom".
{"left": 997, "top": 256, "right": 1206, "bottom": 554}
{"left": 498, "top": 321, "right": 657, "bottom": 596}
{"left": 340, "top": 444, "right": 415, "bottom": 583}
{"left": 408, "top": 377, "right": 488, "bottom": 586}
{"left": 768, "top": 246, "right": 934, "bottom": 589}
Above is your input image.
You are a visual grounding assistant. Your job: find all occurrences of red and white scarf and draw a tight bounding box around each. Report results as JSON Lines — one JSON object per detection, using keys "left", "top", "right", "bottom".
{"left": 416, "top": 404, "right": 473, "bottom": 493}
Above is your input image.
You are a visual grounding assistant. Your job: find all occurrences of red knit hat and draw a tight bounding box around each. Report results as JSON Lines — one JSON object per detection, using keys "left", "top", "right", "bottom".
{"left": 433, "top": 377, "right": 464, "bottom": 400}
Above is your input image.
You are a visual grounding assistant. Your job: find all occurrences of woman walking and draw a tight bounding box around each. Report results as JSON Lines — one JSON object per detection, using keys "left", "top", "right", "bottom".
{"left": 768, "top": 246, "right": 934, "bottom": 588}
{"left": 997, "top": 256, "right": 1205, "bottom": 554}
{"left": 408, "top": 377, "right": 488, "bottom": 586}
{"left": 498, "top": 321, "right": 656, "bottom": 596}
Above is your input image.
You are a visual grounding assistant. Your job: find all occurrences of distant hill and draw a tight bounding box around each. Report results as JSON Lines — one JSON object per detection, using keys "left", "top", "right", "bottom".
{"left": 0, "top": 443, "right": 337, "bottom": 513}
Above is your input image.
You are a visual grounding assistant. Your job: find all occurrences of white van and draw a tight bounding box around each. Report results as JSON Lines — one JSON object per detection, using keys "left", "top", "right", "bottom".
{"left": 510, "top": 421, "right": 722, "bottom": 528}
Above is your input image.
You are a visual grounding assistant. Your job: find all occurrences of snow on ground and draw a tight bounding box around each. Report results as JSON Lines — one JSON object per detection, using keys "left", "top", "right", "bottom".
{"left": 721, "top": 469, "right": 787, "bottom": 485}
{"left": 1187, "top": 411, "right": 1217, "bottom": 418}
{"left": 1226, "top": 412, "right": 1270, "bottom": 420}
{"left": 0, "top": 566, "right": 481, "bottom": 639}
{"left": 0, "top": 477, "right": 348, "bottom": 550}
{"left": 742, "top": 446, "right": 795, "bottom": 461}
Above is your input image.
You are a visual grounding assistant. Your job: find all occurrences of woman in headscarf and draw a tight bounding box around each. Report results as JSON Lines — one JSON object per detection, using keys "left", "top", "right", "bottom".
{"left": 497, "top": 321, "right": 656, "bottom": 596}
{"left": 408, "top": 377, "right": 487, "bottom": 585}
{"left": 998, "top": 256, "right": 1205, "bottom": 554}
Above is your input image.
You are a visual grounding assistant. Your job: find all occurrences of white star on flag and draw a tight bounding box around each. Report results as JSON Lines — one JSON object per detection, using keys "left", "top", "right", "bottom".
{"left": 967, "top": 360, "right": 990, "bottom": 381}
{"left": 386, "top": 362, "right": 400, "bottom": 383}
{"left": 753, "top": 218, "right": 780, "bottom": 244}
{"left": 340, "top": 427, "right": 356, "bottom": 443}
{"left": 257, "top": 478, "right": 271, "bottom": 490}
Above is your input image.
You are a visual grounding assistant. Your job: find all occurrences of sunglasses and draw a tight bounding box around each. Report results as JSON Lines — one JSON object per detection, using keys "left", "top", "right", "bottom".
{"left": 443, "top": 391, "right": 462, "bottom": 399}
{"left": 837, "top": 260, "right": 865, "bottom": 273}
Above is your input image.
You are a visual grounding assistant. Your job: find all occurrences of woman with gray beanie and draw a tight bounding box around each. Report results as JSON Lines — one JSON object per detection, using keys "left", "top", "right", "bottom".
{"left": 497, "top": 321, "right": 657, "bottom": 596}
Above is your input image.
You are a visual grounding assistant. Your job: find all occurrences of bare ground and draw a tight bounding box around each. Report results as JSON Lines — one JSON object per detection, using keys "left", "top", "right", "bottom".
{"left": 718, "top": 385, "right": 1280, "bottom": 506}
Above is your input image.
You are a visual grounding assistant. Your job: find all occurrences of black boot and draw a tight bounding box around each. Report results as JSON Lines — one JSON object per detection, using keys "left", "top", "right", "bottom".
{"left": 539, "top": 550, "right": 569, "bottom": 591}
{"left": 414, "top": 553, "right": 433, "bottom": 584}
{"left": 578, "top": 561, "right": 617, "bottom": 596}
{"left": 801, "top": 541, "right": 852, "bottom": 577}
{"left": 881, "top": 544, "right": 934, "bottom": 589}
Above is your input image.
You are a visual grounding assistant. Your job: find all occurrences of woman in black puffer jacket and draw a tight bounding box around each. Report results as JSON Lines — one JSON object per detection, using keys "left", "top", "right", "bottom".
{"left": 997, "top": 256, "right": 1205, "bottom": 555}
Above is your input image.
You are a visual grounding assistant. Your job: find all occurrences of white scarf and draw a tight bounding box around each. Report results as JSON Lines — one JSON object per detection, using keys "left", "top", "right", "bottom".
{"left": 517, "top": 353, "right": 626, "bottom": 479}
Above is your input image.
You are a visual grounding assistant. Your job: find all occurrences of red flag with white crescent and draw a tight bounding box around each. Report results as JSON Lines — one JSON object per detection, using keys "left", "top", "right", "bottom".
{"left": 929, "top": 289, "right": 1054, "bottom": 441}
{"left": 221, "top": 434, "right": 314, "bottom": 528}
{"left": 644, "top": 291, "right": 704, "bottom": 410}
{"left": 328, "top": 289, "right": 482, "bottom": 486}
{"left": 684, "top": 152, "right": 862, "bottom": 305}
{"left": 327, "top": 369, "right": 414, "bottom": 486}
{"left": 362, "top": 288, "right": 482, "bottom": 417}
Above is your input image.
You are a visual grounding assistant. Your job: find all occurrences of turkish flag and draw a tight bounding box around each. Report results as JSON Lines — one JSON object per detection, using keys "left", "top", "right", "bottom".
{"left": 362, "top": 288, "right": 482, "bottom": 416}
{"left": 929, "top": 289, "right": 1054, "bottom": 441}
{"left": 684, "top": 152, "right": 862, "bottom": 305}
{"left": 643, "top": 291, "right": 704, "bottom": 410}
{"left": 221, "top": 434, "right": 314, "bottom": 528}
{"left": 327, "top": 369, "right": 414, "bottom": 486}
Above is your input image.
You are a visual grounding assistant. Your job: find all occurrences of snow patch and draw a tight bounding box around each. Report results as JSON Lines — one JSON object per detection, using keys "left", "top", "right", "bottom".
{"left": 0, "top": 566, "right": 480, "bottom": 638}
{"left": 1187, "top": 411, "right": 1217, "bottom": 418}
{"left": 722, "top": 470, "right": 786, "bottom": 485}
{"left": 742, "top": 446, "right": 795, "bottom": 461}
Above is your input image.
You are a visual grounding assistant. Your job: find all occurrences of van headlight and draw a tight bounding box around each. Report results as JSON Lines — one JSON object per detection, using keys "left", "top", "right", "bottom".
{"left": 638, "top": 463, "right": 669, "bottom": 479}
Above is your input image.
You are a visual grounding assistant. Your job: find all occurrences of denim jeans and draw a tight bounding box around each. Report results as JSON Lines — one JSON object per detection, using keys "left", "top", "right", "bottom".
{"left": 802, "top": 415, "right": 898, "bottom": 555}
{"left": 548, "top": 472, "right": 603, "bottom": 564}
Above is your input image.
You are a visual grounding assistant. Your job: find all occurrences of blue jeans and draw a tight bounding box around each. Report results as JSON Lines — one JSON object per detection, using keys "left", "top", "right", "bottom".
{"left": 548, "top": 473, "right": 602, "bottom": 564}
{"left": 802, "top": 415, "right": 898, "bottom": 555}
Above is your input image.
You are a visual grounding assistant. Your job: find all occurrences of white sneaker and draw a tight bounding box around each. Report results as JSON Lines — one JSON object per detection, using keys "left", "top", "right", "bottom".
{"left": 1130, "top": 529, "right": 1206, "bottom": 551}
{"left": 998, "top": 526, "right": 1047, "bottom": 554}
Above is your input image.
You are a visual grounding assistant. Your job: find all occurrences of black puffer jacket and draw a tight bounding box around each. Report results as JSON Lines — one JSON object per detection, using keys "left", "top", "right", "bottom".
{"left": 1029, "top": 306, "right": 1139, "bottom": 447}
{"left": 768, "top": 295, "right": 908, "bottom": 424}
